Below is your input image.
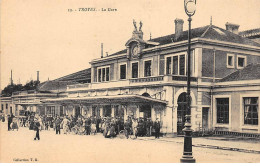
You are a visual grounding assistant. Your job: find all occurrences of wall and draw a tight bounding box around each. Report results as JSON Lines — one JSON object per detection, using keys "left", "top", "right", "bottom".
{"left": 213, "top": 88, "right": 260, "bottom": 133}
{"left": 202, "top": 48, "right": 260, "bottom": 78}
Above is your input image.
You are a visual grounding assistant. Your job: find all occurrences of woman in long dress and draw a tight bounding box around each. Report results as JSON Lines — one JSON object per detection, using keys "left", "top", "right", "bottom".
{"left": 132, "top": 119, "right": 138, "bottom": 138}
{"left": 62, "top": 117, "right": 70, "bottom": 134}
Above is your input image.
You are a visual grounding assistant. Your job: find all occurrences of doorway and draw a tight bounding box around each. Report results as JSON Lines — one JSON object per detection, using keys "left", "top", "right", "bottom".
{"left": 177, "top": 92, "right": 187, "bottom": 135}
{"left": 202, "top": 107, "right": 209, "bottom": 131}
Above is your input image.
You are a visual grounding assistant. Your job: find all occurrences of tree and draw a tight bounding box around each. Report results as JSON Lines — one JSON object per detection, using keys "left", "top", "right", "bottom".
{"left": 1, "top": 84, "right": 23, "bottom": 97}
{"left": 23, "top": 80, "right": 40, "bottom": 91}
{"left": 1, "top": 80, "right": 40, "bottom": 97}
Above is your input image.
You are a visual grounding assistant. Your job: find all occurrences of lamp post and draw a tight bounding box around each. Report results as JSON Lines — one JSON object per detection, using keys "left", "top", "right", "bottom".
{"left": 180, "top": 0, "right": 196, "bottom": 163}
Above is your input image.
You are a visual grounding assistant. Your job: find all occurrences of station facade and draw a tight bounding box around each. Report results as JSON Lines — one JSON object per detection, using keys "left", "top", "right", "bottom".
{"left": 1, "top": 19, "right": 260, "bottom": 136}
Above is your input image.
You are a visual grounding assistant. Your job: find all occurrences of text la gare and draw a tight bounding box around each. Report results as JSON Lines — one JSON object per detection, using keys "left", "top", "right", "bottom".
{"left": 102, "top": 8, "right": 117, "bottom": 11}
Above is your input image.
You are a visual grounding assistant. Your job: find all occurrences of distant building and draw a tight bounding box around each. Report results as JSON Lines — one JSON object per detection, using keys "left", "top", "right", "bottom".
{"left": 1, "top": 19, "right": 260, "bottom": 136}
{"left": 239, "top": 28, "right": 260, "bottom": 44}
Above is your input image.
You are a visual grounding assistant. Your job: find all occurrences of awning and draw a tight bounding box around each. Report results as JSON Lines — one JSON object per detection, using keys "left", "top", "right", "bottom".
{"left": 42, "top": 94, "right": 167, "bottom": 105}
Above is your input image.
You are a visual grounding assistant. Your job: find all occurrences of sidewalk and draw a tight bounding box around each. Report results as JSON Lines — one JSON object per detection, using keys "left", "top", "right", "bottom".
{"left": 137, "top": 135, "right": 260, "bottom": 154}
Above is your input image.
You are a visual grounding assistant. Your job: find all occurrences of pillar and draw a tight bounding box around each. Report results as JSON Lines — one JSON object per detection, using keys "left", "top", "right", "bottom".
{"left": 136, "top": 105, "right": 140, "bottom": 119}
{"left": 163, "top": 85, "right": 174, "bottom": 136}
{"left": 72, "top": 106, "right": 75, "bottom": 116}
{"left": 123, "top": 106, "right": 127, "bottom": 121}
{"left": 165, "top": 106, "right": 174, "bottom": 134}
{"left": 100, "top": 106, "right": 103, "bottom": 117}
{"left": 111, "top": 106, "right": 115, "bottom": 117}
{"left": 172, "top": 106, "right": 178, "bottom": 134}
{"left": 151, "top": 105, "right": 156, "bottom": 121}
{"left": 89, "top": 106, "right": 93, "bottom": 117}
{"left": 45, "top": 106, "right": 47, "bottom": 115}
{"left": 80, "top": 105, "right": 83, "bottom": 116}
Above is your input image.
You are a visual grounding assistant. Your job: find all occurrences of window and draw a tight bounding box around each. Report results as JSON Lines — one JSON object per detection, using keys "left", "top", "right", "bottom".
{"left": 172, "top": 56, "right": 178, "bottom": 75}
{"left": 227, "top": 54, "right": 234, "bottom": 68}
{"left": 106, "top": 68, "right": 109, "bottom": 81}
{"left": 216, "top": 98, "right": 229, "bottom": 124}
{"left": 6, "top": 104, "right": 8, "bottom": 109}
{"left": 47, "top": 106, "right": 55, "bottom": 117}
{"left": 120, "top": 64, "right": 127, "bottom": 80}
{"left": 1, "top": 104, "right": 3, "bottom": 110}
{"left": 132, "top": 62, "right": 139, "bottom": 78}
{"left": 165, "top": 53, "right": 186, "bottom": 76}
{"left": 244, "top": 97, "right": 258, "bottom": 125}
{"left": 98, "top": 68, "right": 101, "bottom": 82}
{"left": 237, "top": 55, "right": 247, "bottom": 69}
{"left": 97, "top": 66, "right": 110, "bottom": 82}
{"left": 144, "top": 60, "right": 152, "bottom": 77}
{"left": 179, "top": 55, "right": 185, "bottom": 75}
{"left": 166, "top": 57, "right": 171, "bottom": 75}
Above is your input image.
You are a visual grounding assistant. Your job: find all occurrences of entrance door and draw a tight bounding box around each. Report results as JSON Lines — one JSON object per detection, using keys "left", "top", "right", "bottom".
{"left": 104, "top": 105, "right": 111, "bottom": 117}
{"left": 75, "top": 106, "right": 80, "bottom": 118}
{"left": 177, "top": 93, "right": 187, "bottom": 135}
{"left": 202, "top": 107, "right": 209, "bottom": 131}
{"left": 140, "top": 105, "right": 151, "bottom": 119}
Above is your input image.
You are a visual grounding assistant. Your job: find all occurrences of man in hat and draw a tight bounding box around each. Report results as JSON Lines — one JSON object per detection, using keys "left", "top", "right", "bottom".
{"left": 7, "top": 115, "right": 11, "bottom": 131}
{"left": 154, "top": 118, "right": 161, "bottom": 139}
{"left": 34, "top": 118, "right": 40, "bottom": 140}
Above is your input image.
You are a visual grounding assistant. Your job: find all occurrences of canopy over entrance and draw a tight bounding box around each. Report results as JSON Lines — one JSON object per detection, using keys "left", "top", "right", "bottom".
{"left": 42, "top": 94, "right": 168, "bottom": 105}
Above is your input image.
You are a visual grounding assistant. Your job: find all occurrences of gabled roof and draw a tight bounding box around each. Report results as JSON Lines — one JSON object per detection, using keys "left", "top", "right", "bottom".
{"left": 54, "top": 68, "right": 91, "bottom": 83}
{"left": 109, "top": 25, "right": 260, "bottom": 57}
{"left": 219, "top": 63, "right": 260, "bottom": 82}
{"left": 202, "top": 25, "right": 260, "bottom": 47}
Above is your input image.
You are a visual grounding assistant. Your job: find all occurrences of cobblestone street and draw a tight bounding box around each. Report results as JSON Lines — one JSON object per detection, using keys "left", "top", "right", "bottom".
{"left": 0, "top": 122, "right": 259, "bottom": 163}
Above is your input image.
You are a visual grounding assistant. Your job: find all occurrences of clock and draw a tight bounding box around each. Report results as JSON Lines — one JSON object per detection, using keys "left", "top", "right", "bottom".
{"left": 131, "top": 45, "right": 138, "bottom": 57}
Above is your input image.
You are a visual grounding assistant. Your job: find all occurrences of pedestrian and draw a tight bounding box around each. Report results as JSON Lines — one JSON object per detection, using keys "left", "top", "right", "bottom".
{"left": 124, "top": 117, "right": 132, "bottom": 139}
{"left": 22, "top": 118, "right": 26, "bottom": 127}
{"left": 34, "top": 118, "right": 40, "bottom": 140}
{"left": 7, "top": 115, "right": 11, "bottom": 131}
{"left": 55, "top": 117, "right": 61, "bottom": 134}
{"left": 132, "top": 118, "right": 138, "bottom": 138}
{"left": 154, "top": 118, "right": 160, "bottom": 139}
{"left": 147, "top": 118, "right": 153, "bottom": 137}
{"left": 62, "top": 116, "right": 70, "bottom": 134}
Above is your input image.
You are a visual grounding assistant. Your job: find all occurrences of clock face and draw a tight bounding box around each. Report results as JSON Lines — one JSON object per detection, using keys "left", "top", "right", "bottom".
{"left": 132, "top": 45, "right": 138, "bottom": 57}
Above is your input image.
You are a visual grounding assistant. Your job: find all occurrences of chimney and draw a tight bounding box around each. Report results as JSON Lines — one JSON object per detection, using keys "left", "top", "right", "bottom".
{"left": 37, "top": 71, "right": 39, "bottom": 82}
{"left": 11, "top": 70, "right": 13, "bottom": 85}
{"left": 174, "top": 18, "right": 184, "bottom": 41}
{"left": 101, "top": 43, "right": 103, "bottom": 58}
{"left": 225, "top": 22, "right": 240, "bottom": 34}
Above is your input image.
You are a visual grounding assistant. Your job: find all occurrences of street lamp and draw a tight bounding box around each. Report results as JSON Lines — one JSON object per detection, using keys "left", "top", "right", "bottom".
{"left": 180, "top": 0, "right": 196, "bottom": 163}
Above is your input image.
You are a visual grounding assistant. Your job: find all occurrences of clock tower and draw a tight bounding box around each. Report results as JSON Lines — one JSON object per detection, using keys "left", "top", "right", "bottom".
{"left": 125, "top": 20, "right": 145, "bottom": 59}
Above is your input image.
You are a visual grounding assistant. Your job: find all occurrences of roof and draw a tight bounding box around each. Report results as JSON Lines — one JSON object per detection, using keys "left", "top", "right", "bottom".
{"left": 219, "top": 63, "right": 260, "bottom": 82}
{"left": 42, "top": 94, "right": 168, "bottom": 105}
{"left": 54, "top": 68, "right": 91, "bottom": 83}
{"left": 239, "top": 28, "right": 260, "bottom": 38}
{"left": 37, "top": 80, "right": 77, "bottom": 92}
{"left": 109, "top": 25, "right": 260, "bottom": 57}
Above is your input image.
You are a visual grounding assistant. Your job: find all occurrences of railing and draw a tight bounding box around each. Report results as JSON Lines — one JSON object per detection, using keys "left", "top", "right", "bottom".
{"left": 130, "top": 76, "right": 164, "bottom": 83}
{"left": 12, "top": 90, "right": 36, "bottom": 96}
{"left": 214, "top": 130, "right": 260, "bottom": 138}
{"left": 68, "top": 83, "right": 90, "bottom": 89}
{"left": 172, "top": 76, "right": 197, "bottom": 82}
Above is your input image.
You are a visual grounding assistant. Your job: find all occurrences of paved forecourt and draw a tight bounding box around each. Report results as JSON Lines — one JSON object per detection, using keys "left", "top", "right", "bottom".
{"left": 0, "top": 122, "right": 259, "bottom": 163}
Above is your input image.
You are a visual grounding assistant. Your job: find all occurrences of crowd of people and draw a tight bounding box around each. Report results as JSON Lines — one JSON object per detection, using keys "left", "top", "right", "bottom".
{"left": 4, "top": 113, "right": 162, "bottom": 140}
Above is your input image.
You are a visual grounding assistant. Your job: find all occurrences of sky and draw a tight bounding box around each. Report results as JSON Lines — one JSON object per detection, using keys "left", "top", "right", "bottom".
{"left": 1, "top": 0, "right": 260, "bottom": 90}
